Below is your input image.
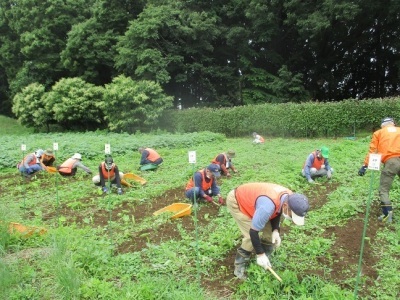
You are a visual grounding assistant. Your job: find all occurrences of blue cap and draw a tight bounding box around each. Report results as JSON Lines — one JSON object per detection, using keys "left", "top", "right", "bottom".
{"left": 207, "top": 164, "right": 221, "bottom": 178}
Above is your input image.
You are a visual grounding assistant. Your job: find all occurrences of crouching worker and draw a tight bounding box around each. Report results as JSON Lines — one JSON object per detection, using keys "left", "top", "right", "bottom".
{"left": 92, "top": 155, "right": 123, "bottom": 195}
{"left": 211, "top": 150, "right": 237, "bottom": 177}
{"left": 226, "top": 182, "right": 309, "bottom": 279}
{"left": 302, "top": 146, "right": 333, "bottom": 184}
{"left": 41, "top": 149, "right": 56, "bottom": 167}
{"left": 58, "top": 153, "right": 92, "bottom": 176}
{"left": 185, "top": 164, "right": 224, "bottom": 205}
{"left": 17, "top": 149, "right": 45, "bottom": 178}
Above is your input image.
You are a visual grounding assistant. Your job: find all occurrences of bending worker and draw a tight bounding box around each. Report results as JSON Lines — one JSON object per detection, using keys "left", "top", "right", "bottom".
{"left": 211, "top": 150, "right": 237, "bottom": 177}
{"left": 58, "top": 153, "right": 92, "bottom": 176}
{"left": 358, "top": 117, "right": 400, "bottom": 223}
{"left": 226, "top": 182, "right": 309, "bottom": 280}
{"left": 302, "top": 146, "right": 333, "bottom": 183}
{"left": 138, "top": 147, "right": 163, "bottom": 166}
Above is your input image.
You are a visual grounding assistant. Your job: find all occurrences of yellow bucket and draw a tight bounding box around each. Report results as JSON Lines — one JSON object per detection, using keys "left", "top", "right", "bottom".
{"left": 153, "top": 203, "right": 192, "bottom": 219}
{"left": 8, "top": 222, "right": 47, "bottom": 237}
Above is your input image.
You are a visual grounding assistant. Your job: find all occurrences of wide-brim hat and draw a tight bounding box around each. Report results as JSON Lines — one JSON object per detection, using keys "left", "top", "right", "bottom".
{"left": 227, "top": 150, "right": 236, "bottom": 158}
{"left": 44, "top": 149, "right": 54, "bottom": 157}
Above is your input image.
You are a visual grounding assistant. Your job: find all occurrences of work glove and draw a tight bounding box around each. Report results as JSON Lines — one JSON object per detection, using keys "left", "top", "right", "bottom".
{"left": 327, "top": 170, "right": 332, "bottom": 179}
{"left": 204, "top": 195, "right": 213, "bottom": 203}
{"left": 271, "top": 231, "right": 281, "bottom": 248}
{"left": 308, "top": 178, "right": 315, "bottom": 184}
{"left": 358, "top": 165, "right": 367, "bottom": 176}
{"left": 256, "top": 253, "right": 272, "bottom": 269}
{"left": 321, "top": 164, "right": 326, "bottom": 169}
{"left": 102, "top": 186, "right": 108, "bottom": 193}
{"left": 226, "top": 172, "right": 231, "bottom": 178}
{"left": 218, "top": 196, "right": 225, "bottom": 205}
{"left": 117, "top": 188, "right": 123, "bottom": 195}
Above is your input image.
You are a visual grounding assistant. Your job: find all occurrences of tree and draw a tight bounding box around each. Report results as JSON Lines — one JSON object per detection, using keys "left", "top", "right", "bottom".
{"left": 103, "top": 75, "right": 173, "bottom": 133}
{"left": 42, "top": 78, "right": 105, "bottom": 131}
{"left": 12, "top": 83, "right": 49, "bottom": 130}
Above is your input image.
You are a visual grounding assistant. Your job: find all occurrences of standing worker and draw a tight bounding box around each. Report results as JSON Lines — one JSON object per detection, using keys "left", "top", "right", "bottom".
{"left": 58, "top": 153, "right": 92, "bottom": 176}
{"left": 92, "top": 155, "right": 123, "bottom": 195}
{"left": 226, "top": 182, "right": 309, "bottom": 279}
{"left": 138, "top": 147, "right": 163, "bottom": 166}
{"left": 185, "top": 164, "right": 224, "bottom": 205}
{"left": 302, "top": 146, "right": 333, "bottom": 183}
{"left": 358, "top": 117, "right": 400, "bottom": 223}
{"left": 211, "top": 150, "right": 238, "bottom": 177}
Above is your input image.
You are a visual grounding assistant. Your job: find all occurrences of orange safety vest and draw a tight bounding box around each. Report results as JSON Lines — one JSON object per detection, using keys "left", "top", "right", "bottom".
{"left": 58, "top": 158, "right": 78, "bottom": 174}
{"left": 364, "top": 125, "right": 400, "bottom": 165}
{"left": 19, "top": 153, "right": 38, "bottom": 167}
{"left": 145, "top": 148, "right": 161, "bottom": 162}
{"left": 211, "top": 154, "right": 228, "bottom": 166}
{"left": 304, "top": 151, "right": 325, "bottom": 170}
{"left": 235, "top": 183, "right": 292, "bottom": 219}
{"left": 259, "top": 136, "right": 265, "bottom": 143}
{"left": 101, "top": 162, "right": 115, "bottom": 179}
{"left": 185, "top": 169, "right": 213, "bottom": 191}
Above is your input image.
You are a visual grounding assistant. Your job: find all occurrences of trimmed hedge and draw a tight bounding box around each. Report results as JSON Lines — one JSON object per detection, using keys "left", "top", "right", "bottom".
{"left": 157, "top": 98, "right": 400, "bottom": 137}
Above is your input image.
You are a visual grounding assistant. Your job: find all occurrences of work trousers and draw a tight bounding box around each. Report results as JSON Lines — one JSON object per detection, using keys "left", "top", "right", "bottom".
{"left": 226, "top": 189, "right": 273, "bottom": 253}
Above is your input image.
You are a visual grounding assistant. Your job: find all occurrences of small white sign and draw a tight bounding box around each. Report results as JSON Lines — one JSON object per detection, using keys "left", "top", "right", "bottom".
{"left": 188, "top": 151, "right": 196, "bottom": 164}
{"left": 53, "top": 142, "right": 59, "bottom": 151}
{"left": 368, "top": 154, "right": 381, "bottom": 170}
{"left": 105, "top": 144, "right": 111, "bottom": 154}
{"left": 21, "top": 144, "right": 26, "bottom": 151}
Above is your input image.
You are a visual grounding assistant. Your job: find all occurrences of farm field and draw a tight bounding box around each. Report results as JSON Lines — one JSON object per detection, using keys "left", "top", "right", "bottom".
{"left": 1, "top": 129, "right": 399, "bottom": 299}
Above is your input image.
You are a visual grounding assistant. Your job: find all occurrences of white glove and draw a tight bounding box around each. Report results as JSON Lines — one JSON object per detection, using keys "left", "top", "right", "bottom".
{"left": 271, "top": 230, "right": 281, "bottom": 248}
{"left": 256, "top": 253, "right": 271, "bottom": 269}
{"left": 308, "top": 178, "right": 315, "bottom": 184}
{"left": 321, "top": 164, "right": 326, "bottom": 169}
{"left": 327, "top": 170, "right": 332, "bottom": 179}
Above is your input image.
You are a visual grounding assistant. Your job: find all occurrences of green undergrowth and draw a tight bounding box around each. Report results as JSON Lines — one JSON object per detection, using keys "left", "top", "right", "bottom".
{"left": 0, "top": 131, "right": 399, "bottom": 299}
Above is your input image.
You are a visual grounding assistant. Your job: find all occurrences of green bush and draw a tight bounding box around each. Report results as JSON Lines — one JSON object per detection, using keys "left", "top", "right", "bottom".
{"left": 158, "top": 97, "right": 400, "bottom": 137}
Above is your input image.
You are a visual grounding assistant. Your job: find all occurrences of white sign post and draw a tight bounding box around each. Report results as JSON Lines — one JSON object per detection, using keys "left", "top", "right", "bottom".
{"left": 188, "top": 151, "right": 197, "bottom": 164}
{"left": 21, "top": 144, "right": 26, "bottom": 151}
{"left": 368, "top": 154, "right": 381, "bottom": 171}
{"left": 53, "top": 142, "right": 59, "bottom": 151}
{"left": 105, "top": 144, "right": 111, "bottom": 154}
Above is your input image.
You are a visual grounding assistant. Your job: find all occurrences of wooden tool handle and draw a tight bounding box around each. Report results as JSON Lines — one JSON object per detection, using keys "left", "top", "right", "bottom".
{"left": 266, "top": 266, "right": 282, "bottom": 282}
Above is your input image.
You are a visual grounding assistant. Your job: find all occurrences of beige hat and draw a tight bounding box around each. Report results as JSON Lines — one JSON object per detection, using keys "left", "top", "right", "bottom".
{"left": 227, "top": 150, "right": 236, "bottom": 158}
{"left": 44, "top": 149, "right": 54, "bottom": 156}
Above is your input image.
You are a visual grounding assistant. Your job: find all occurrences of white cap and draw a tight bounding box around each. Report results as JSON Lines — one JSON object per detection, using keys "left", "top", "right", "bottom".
{"left": 72, "top": 153, "right": 82, "bottom": 160}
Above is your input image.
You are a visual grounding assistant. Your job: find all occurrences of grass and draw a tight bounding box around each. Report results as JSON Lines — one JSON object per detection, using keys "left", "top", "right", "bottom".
{"left": 0, "top": 115, "right": 33, "bottom": 135}
{"left": 0, "top": 116, "right": 399, "bottom": 299}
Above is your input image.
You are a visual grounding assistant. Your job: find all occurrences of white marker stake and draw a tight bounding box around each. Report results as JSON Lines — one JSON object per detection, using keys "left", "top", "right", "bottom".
{"left": 21, "top": 144, "right": 26, "bottom": 151}
{"left": 188, "top": 151, "right": 196, "bottom": 164}
{"left": 368, "top": 154, "right": 381, "bottom": 171}
{"left": 53, "top": 143, "right": 59, "bottom": 151}
{"left": 105, "top": 144, "right": 111, "bottom": 154}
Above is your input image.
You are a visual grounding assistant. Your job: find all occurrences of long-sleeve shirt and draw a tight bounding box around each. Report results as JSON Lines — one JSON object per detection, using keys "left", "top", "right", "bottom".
{"left": 303, "top": 153, "right": 331, "bottom": 181}
{"left": 193, "top": 171, "right": 220, "bottom": 197}
{"left": 363, "top": 125, "right": 400, "bottom": 165}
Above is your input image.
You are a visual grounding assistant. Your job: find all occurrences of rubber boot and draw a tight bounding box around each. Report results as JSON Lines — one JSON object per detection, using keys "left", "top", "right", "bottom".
{"left": 234, "top": 247, "right": 251, "bottom": 279}
{"left": 378, "top": 211, "right": 393, "bottom": 223}
{"left": 378, "top": 202, "right": 393, "bottom": 223}
{"left": 261, "top": 241, "right": 274, "bottom": 257}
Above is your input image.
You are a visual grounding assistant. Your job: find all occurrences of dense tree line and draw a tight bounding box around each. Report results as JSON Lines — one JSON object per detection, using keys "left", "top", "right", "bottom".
{"left": 1, "top": 0, "right": 400, "bottom": 117}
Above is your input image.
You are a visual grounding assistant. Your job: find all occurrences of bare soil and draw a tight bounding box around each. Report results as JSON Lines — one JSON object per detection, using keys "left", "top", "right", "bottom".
{"left": 20, "top": 180, "right": 384, "bottom": 299}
